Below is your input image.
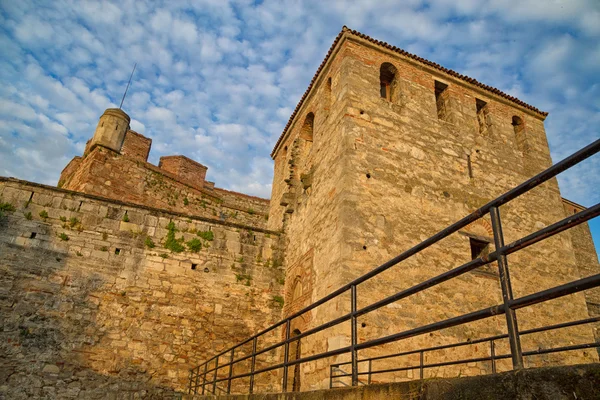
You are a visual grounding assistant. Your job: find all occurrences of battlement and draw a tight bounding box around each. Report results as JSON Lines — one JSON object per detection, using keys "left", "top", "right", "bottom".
{"left": 59, "top": 108, "right": 269, "bottom": 230}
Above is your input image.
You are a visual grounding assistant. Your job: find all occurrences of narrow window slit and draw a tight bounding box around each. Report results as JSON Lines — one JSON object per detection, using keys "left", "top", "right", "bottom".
{"left": 467, "top": 155, "right": 473, "bottom": 179}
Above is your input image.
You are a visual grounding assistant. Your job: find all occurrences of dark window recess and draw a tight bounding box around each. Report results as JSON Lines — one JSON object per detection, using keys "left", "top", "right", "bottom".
{"left": 470, "top": 238, "right": 490, "bottom": 260}
{"left": 191, "top": 263, "right": 197, "bottom": 270}
{"left": 30, "top": 232, "right": 37, "bottom": 239}
{"left": 203, "top": 267, "right": 210, "bottom": 273}
{"left": 380, "top": 63, "right": 397, "bottom": 101}
{"left": 434, "top": 81, "right": 449, "bottom": 120}
{"left": 114, "top": 248, "right": 121, "bottom": 255}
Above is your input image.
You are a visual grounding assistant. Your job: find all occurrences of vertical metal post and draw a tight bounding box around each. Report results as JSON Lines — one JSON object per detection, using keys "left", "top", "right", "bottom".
{"left": 490, "top": 340, "right": 496, "bottom": 374}
{"left": 227, "top": 348, "right": 235, "bottom": 394}
{"left": 249, "top": 337, "right": 257, "bottom": 394}
{"left": 188, "top": 368, "right": 193, "bottom": 394}
{"left": 419, "top": 351, "right": 424, "bottom": 380}
{"left": 329, "top": 365, "right": 334, "bottom": 389}
{"left": 490, "top": 207, "right": 524, "bottom": 370}
{"left": 201, "top": 361, "right": 208, "bottom": 395}
{"left": 282, "top": 319, "right": 291, "bottom": 392}
{"left": 351, "top": 285, "right": 359, "bottom": 386}
{"left": 368, "top": 359, "right": 372, "bottom": 384}
{"left": 212, "top": 356, "right": 219, "bottom": 394}
{"left": 194, "top": 366, "right": 201, "bottom": 394}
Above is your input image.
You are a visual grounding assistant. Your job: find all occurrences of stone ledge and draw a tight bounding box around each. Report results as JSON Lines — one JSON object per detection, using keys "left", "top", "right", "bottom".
{"left": 185, "top": 363, "right": 600, "bottom": 400}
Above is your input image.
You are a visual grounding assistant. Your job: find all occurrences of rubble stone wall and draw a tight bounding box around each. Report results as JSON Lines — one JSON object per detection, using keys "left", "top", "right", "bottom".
{"left": 268, "top": 34, "right": 599, "bottom": 391}
{"left": 0, "top": 178, "right": 284, "bottom": 399}
{"left": 59, "top": 146, "right": 269, "bottom": 229}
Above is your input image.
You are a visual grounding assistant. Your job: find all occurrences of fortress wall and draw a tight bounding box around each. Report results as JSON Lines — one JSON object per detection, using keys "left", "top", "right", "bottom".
{"left": 121, "top": 130, "right": 152, "bottom": 162}
{"left": 60, "top": 146, "right": 269, "bottom": 230}
{"left": 0, "top": 178, "right": 284, "bottom": 398}
{"left": 562, "top": 199, "right": 600, "bottom": 352}
{"left": 267, "top": 33, "right": 599, "bottom": 392}
{"left": 332, "top": 36, "right": 598, "bottom": 382}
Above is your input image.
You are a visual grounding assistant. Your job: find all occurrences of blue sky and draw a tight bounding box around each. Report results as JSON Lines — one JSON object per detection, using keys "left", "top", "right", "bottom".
{"left": 0, "top": 0, "right": 598, "bottom": 252}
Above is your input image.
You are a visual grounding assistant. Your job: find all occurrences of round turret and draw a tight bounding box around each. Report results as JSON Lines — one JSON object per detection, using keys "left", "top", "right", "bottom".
{"left": 89, "top": 108, "right": 131, "bottom": 153}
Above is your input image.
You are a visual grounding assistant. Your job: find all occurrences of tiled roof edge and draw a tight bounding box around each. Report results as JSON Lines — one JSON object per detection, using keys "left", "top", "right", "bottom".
{"left": 270, "top": 26, "right": 548, "bottom": 158}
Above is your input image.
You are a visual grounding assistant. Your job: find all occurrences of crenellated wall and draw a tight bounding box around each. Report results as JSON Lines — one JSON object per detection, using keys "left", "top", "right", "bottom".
{"left": 0, "top": 178, "right": 284, "bottom": 398}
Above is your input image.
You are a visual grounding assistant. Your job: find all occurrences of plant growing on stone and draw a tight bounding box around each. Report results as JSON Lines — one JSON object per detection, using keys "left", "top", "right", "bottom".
{"left": 197, "top": 230, "right": 214, "bottom": 241}
{"left": 59, "top": 233, "right": 69, "bottom": 241}
{"left": 247, "top": 208, "right": 255, "bottom": 215}
{"left": 183, "top": 197, "right": 189, "bottom": 206}
{"left": 159, "top": 253, "right": 169, "bottom": 259}
{"left": 59, "top": 216, "right": 67, "bottom": 222}
{"left": 100, "top": 246, "right": 108, "bottom": 252}
{"left": 76, "top": 251, "right": 83, "bottom": 257}
{"left": 69, "top": 217, "right": 79, "bottom": 227}
{"left": 122, "top": 213, "right": 129, "bottom": 222}
{"left": 186, "top": 238, "right": 202, "bottom": 252}
{"left": 24, "top": 212, "right": 32, "bottom": 220}
{"left": 145, "top": 236, "right": 156, "bottom": 249}
{"left": 164, "top": 221, "right": 185, "bottom": 253}
{"left": 272, "top": 295, "right": 284, "bottom": 307}
{"left": 1, "top": 201, "right": 18, "bottom": 213}
{"left": 235, "top": 273, "right": 252, "bottom": 286}
{"left": 39, "top": 210, "right": 49, "bottom": 220}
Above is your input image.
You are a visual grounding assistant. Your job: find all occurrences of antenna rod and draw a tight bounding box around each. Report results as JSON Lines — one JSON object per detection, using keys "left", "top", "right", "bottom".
{"left": 119, "top": 62, "right": 137, "bottom": 109}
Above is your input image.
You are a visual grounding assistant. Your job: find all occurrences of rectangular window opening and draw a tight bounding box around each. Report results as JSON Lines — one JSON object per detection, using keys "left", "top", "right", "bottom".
{"left": 30, "top": 232, "right": 37, "bottom": 239}
{"left": 114, "top": 248, "right": 121, "bottom": 255}
{"left": 191, "top": 263, "right": 197, "bottom": 270}
{"left": 434, "top": 81, "right": 449, "bottom": 120}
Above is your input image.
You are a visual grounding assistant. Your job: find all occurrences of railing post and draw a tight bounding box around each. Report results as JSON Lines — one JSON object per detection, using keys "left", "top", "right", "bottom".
{"left": 212, "top": 356, "right": 219, "bottom": 394}
{"left": 201, "top": 361, "right": 208, "bottom": 395}
{"left": 188, "top": 368, "right": 193, "bottom": 394}
{"left": 490, "top": 206, "right": 524, "bottom": 370}
{"left": 419, "top": 351, "right": 424, "bottom": 380}
{"left": 249, "top": 337, "right": 257, "bottom": 394}
{"left": 193, "top": 366, "right": 201, "bottom": 394}
{"left": 490, "top": 340, "right": 496, "bottom": 374}
{"left": 329, "top": 365, "right": 334, "bottom": 389}
{"left": 282, "top": 319, "right": 291, "bottom": 392}
{"left": 351, "top": 284, "right": 359, "bottom": 386}
{"left": 227, "top": 348, "right": 235, "bottom": 394}
{"left": 368, "top": 359, "right": 372, "bottom": 384}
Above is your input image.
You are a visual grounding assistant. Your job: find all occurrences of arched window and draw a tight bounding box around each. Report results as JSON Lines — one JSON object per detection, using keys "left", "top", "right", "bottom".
{"left": 299, "top": 113, "right": 314, "bottom": 142}
{"left": 380, "top": 63, "right": 397, "bottom": 101}
{"left": 512, "top": 116, "right": 527, "bottom": 153}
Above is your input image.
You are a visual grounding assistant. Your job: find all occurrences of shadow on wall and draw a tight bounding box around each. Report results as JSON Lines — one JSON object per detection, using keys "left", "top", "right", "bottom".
{"left": 0, "top": 215, "right": 182, "bottom": 399}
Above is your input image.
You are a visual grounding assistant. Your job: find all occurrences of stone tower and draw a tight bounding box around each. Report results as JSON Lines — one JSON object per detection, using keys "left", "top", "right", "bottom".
{"left": 89, "top": 108, "right": 131, "bottom": 153}
{"left": 268, "top": 27, "right": 599, "bottom": 390}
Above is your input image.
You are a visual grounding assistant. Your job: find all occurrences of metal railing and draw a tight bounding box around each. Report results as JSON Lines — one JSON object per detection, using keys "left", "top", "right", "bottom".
{"left": 330, "top": 316, "right": 600, "bottom": 387}
{"left": 188, "top": 138, "right": 600, "bottom": 396}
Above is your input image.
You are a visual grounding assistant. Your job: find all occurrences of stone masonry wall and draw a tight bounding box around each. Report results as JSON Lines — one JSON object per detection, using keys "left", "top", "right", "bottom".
{"left": 158, "top": 156, "right": 208, "bottom": 189}
{"left": 121, "top": 130, "right": 152, "bottom": 162}
{"left": 0, "top": 178, "right": 284, "bottom": 399}
{"left": 268, "top": 32, "right": 599, "bottom": 392}
{"left": 335, "top": 36, "right": 597, "bottom": 384}
{"left": 562, "top": 199, "right": 600, "bottom": 353}
{"left": 60, "top": 146, "right": 269, "bottom": 230}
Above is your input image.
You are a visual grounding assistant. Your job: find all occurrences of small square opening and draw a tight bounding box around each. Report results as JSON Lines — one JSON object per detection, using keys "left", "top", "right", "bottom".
{"left": 30, "top": 232, "right": 37, "bottom": 239}
{"left": 470, "top": 238, "right": 490, "bottom": 260}
{"left": 191, "top": 263, "right": 197, "bottom": 270}
{"left": 114, "top": 248, "right": 121, "bottom": 255}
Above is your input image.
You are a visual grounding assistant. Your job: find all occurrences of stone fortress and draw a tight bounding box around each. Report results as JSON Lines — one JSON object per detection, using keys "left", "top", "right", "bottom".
{"left": 0, "top": 27, "right": 598, "bottom": 398}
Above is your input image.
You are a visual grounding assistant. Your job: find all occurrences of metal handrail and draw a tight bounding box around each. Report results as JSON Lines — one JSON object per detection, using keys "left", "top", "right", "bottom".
{"left": 189, "top": 138, "right": 600, "bottom": 395}
{"left": 330, "top": 316, "right": 600, "bottom": 386}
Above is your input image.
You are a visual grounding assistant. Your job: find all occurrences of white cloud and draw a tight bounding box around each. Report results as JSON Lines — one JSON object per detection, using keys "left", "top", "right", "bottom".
{"left": 0, "top": 0, "right": 597, "bottom": 214}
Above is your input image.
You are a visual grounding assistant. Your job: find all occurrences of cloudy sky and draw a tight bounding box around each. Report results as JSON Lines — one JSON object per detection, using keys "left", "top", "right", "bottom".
{"left": 0, "top": 0, "right": 598, "bottom": 249}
